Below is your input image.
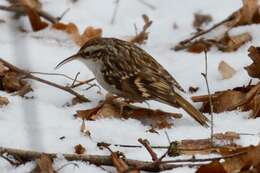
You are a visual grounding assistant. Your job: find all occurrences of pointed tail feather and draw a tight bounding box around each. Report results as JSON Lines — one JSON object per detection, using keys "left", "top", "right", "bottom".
{"left": 167, "top": 93, "right": 209, "bottom": 127}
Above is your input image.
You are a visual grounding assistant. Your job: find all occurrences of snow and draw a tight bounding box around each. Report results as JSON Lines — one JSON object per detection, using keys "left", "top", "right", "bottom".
{"left": 0, "top": 0, "right": 260, "bottom": 172}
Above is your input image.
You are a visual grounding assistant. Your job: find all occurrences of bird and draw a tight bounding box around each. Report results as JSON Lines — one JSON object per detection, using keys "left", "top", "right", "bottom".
{"left": 56, "top": 37, "right": 209, "bottom": 127}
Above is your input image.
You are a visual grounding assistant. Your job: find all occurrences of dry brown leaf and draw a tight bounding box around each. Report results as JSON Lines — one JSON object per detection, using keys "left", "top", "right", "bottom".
{"left": 76, "top": 95, "right": 182, "bottom": 129}
{"left": 111, "top": 151, "right": 140, "bottom": 173}
{"left": 74, "top": 144, "right": 86, "bottom": 154}
{"left": 2, "top": 72, "right": 23, "bottom": 92}
{"left": 176, "top": 132, "right": 241, "bottom": 155}
{"left": 245, "top": 46, "right": 260, "bottom": 79}
{"left": 193, "top": 13, "right": 213, "bottom": 29}
{"left": 23, "top": 5, "right": 48, "bottom": 31}
{"left": 189, "top": 86, "right": 199, "bottom": 93}
{"left": 218, "top": 33, "right": 252, "bottom": 52}
{"left": 20, "top": 0, "right": 42, "bottom": 10}
{"left": 52, "top": 22, "right": 102, "bottom": 46}
{"left": 222, "top": 144, "right": 260, "bottom": 173}
{"left": 0, "top": 62, "right": 9, "bottom": 76}
{"left": 33, "top": 154, "right": 56, "bottom": 173}
{"left": 226, "top": 0, "right": 259, "bottom": 27}
{"left": 0, "top": 64, "right": 32, "bottom": 96}
{"left": 81, "top": 26, "right": 102, "bottom": 46}
{"left": 192, "top": 83, "right": 260, "bottom": 116}
{"left": 0, "top": 96, "right": 9, "bottom": 106}
{"left": 218, "top": 61, "right": 236, "bottom": 79}
{"left": 187, "top": 40, "right": 211, "bottom": 53}
{"left": 130, "top": 14, "right": 152, "bottom": 45}
{"left": 196, "top": 161, "right": 227, "bottom": 173}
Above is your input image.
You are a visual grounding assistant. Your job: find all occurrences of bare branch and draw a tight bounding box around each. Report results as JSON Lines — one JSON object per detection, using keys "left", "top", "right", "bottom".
{"left": 0, "top": 4, "right": 58, "bottom": 24}
{"left": 0, "top": 58, "right": 90, "bottom": 102}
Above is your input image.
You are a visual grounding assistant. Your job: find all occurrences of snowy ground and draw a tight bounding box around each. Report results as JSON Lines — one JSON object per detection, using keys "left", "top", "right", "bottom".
{"left": 0, "top": 0, "right": 260, "bottom": 172}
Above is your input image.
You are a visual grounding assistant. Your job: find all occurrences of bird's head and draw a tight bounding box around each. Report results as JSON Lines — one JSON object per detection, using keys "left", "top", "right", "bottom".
{"left": 55, "top": 38, "right": 109, "bottom": 69}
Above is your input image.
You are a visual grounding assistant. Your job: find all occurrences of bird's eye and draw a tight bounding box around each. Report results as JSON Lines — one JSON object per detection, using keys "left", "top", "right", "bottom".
{"left": 83, "top": 51, "right": 90, "bottom": 56}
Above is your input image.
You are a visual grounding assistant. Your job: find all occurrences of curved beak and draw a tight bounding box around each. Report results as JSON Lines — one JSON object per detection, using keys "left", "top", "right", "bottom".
{"left": 55, "top": 54, "right": 79, "bottom": 69}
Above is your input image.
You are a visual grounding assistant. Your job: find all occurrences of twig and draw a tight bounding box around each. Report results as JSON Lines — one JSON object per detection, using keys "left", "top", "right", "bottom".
{"left": 0, "top": 5, "right": 58, "bottom": 24}
{"left": 57, "top": 8, "right": 70, "bottom": 21}
{"left": 0, "top": 146, "right": 247, "bottom": 172}
{"left": 71, "top": 78, "right": 95, "bottom": 88}
{"left": 0, "top": 58, "right": 90, "bottom": 102}
{"left": 30, "top": 71, "right": 81, "bottom": 82}
{"left": 138, "top": 0, "right": 156, "bottom": 10}
{"left": 160, "top": 151, "right": 245, "bottom": 164}
{"left": 174, "top": 15, "right": 235, "bottom": 51}
{"left": 138, "top": 138, "right": 158, "bottom": 161}
{"left": 201, "top": 51, "right": 214, "bottom": 146}
{"left": 70, "top": 72, "right": 80, "bottom": 87}
{"left": 0, "top": 146, "right": 180, "bottom": 172}
{"left": 110, "top": 0, "right": 120, "bottom": 24}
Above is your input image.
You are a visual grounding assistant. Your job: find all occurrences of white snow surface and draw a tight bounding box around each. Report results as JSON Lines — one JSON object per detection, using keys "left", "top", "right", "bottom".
{"left": 0, "top": 0, "right": 260, "bottom": 172}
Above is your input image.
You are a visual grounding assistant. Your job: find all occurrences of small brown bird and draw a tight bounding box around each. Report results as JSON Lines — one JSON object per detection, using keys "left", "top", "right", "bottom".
{"left": 56, "top": 37, "right": 209, "bottom": 127}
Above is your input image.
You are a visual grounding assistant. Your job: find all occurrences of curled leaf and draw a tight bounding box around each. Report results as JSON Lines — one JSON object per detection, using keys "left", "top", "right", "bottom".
{"left": 245, "top": 46, "right": 260, "bottom": 79}
{"left": 218, "top": 61, "right": 236, "bottom": 79}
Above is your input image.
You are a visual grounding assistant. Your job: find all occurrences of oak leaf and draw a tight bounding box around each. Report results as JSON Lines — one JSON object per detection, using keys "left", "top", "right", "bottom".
{"left": 52, "top": 23, "right": 102, "bottom": 46}
{"left": 76, "top": 95, "right": 182, "bottom": 129}
{"left": 33, "top": 154, "right": 56, "bottom": 173}
{"left": 218, "top": 33, "right": 252, "bottom": 52}
{"left": 74, "top": 144, "right": 86, "bottom": 154}
{"left": 218, "top": 61, "right": 236, "bottom": 79}
{"left": 0, "top": 96, "right": 9, "bottom": 106}
{"left": 245, "top": 46, "right": 260, "bottom": 79}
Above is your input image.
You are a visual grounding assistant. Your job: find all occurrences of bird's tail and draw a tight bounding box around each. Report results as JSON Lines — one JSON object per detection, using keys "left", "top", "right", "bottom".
{"left": 166, "top": 93, "right": 209, "bottom": 127}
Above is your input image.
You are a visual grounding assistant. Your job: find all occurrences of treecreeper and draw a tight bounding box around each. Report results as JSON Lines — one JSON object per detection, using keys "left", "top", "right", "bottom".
{"left": 56, "top": 37, "right": 209, "bottom": 127}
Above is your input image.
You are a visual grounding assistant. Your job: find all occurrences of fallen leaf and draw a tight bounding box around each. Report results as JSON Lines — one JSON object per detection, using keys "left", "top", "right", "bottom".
{"left": 196, "top": 161, "right": 227, "bottom": 173}
{"left": 52, "top": 22, "right": 102, "bottom": 46}
{"left": 130, "top": 14, "right": 152, "bottom": 45}
{"left": 193, "top": 12, "right": 212, "bottom": 29}
{"left": 111, "top": 151, "right": 140, "bottom": 173}
{"left": 0, "top": 62, "right": 9, "bottom": 76}
{"left": 189, "top": 86, "right": 199, "bottom": 93}
{"left": 20, "top": 0, "right": 42, "bottom": 10}
{"left": 218, "top": 61, "right": 236, "bottom": 79}
{"left": 187, "top": 39, "right": 211, "bottom": 53}
{"left": 81, "top": 26, "right": 102, "bottom": 46}
{"left": 218, "top": 33, "right": 252, "bottom": 52}
{"left": 245, "top": 46, "right": 260, "bottom": 79}
{"left": 24, "top": 6, "right": 48, "bottom": 31}
{"left": 33, "top": 154, "right": 56, "bottom": 173}
{"left": 2, "top": 72, "right": 23, "bottom": 92}
{"left": 192, "top": 83, "right": 260, "bottom": 116}
{"left": 226, "top": 0, "right": 259, "bottom": 27}
{"left": 0, "top": 96, "right": 9, "bottom": 106}
{"left": 76, "top": 95, "right": 182, "bottom": 129}
{"left": 74, "top": 144, "right": 86, "bottom": 154}
{"left": 168, "top": 132, "right": 241, "bottom": 156}
{"left": 222, "top": 144, "right": 260, "bottom": 173}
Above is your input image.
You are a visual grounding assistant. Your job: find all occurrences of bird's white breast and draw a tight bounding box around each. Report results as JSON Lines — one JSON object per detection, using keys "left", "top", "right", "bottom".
{"left": 79, "top": 58, "right": 120, "bottom": 94}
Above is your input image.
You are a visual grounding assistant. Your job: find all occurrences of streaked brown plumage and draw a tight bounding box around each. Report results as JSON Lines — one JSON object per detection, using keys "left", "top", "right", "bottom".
{"left": 56, "top": 37, "right": 209, "bottom": 127}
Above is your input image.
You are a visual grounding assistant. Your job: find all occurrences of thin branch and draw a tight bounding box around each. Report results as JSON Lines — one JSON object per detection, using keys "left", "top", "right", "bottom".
{"left": 0, "top": 146, "right": 246, "bottom": 172}
{"left": 57, "top": 8, "right": 70, "bottom": 21}
{"left": 160, "top": 151, "right": 245, "bottom": 164}
{"left": 30, "top": 71, "right": 81, "bottom": 82}
{"left": 71, "top": 78, "right": 95, "bottom": 88}
{"left": 70, "top": 72, "right": 80, "bottom": 87}
{"left": 0, "top": 58, "right": 90, "bottom": 102}
{"left": 110, "top": 0, "right": 120, "bottom": 24}
{"left": 138, "top": 138, "right": 158, "bottom": 161}
{"left": 174, "top": 15, "right": 235, "bottom": 51}
{"left": 0, "top": 146, "right": 180, "bottom": 172}
{"left": 0, "top": 5, "right": 58, "bottom": 24}
{"left": 201, "top": 51, "right": 214, "bottom": 146}
{"left": 138, "top": 0, "right": 156, "bottom": 10}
